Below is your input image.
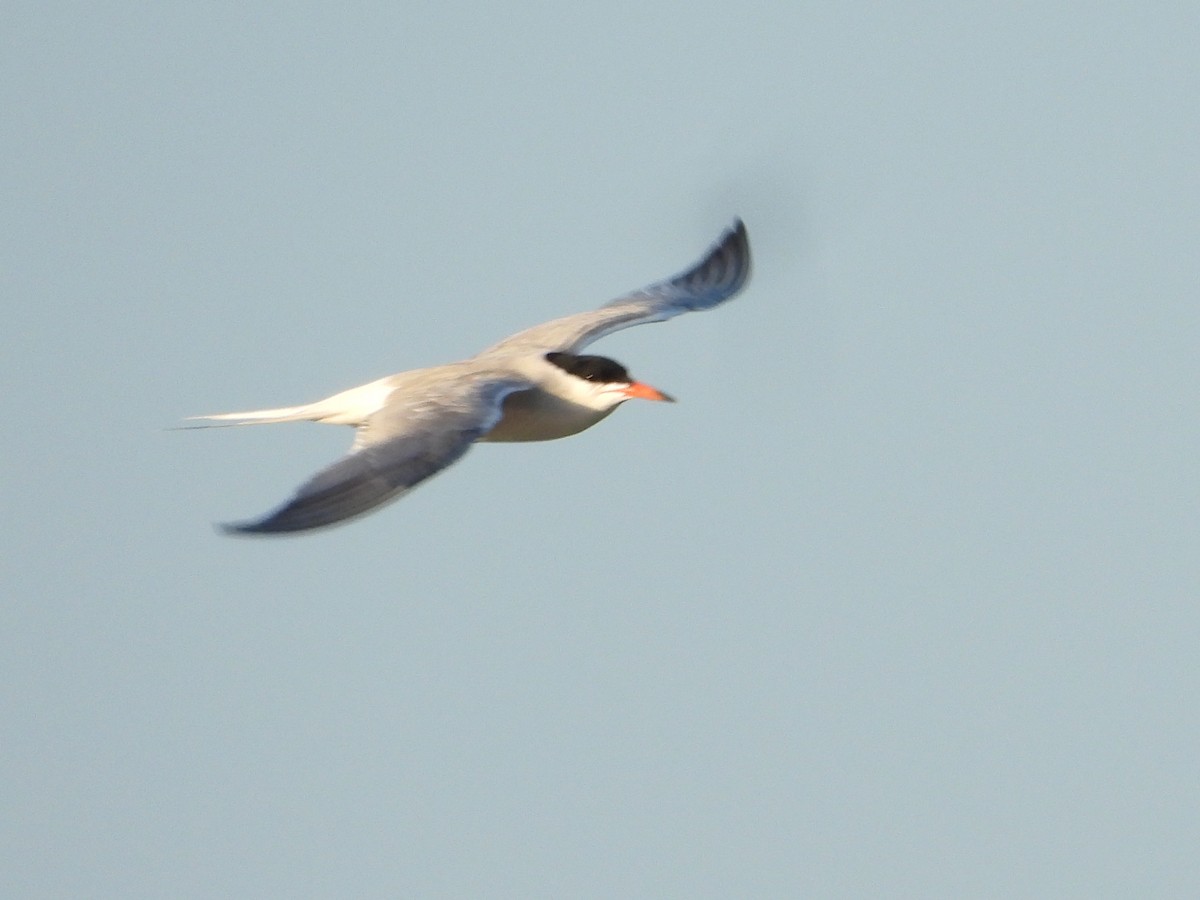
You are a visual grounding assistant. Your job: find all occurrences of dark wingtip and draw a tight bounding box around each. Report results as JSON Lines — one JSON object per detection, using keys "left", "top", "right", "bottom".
{"left": 216, "top": 519, "right": 265, "bottom": 537}
{"left": 685, "top": 217, "right": 751, "bottom": 300}
{"left": 216, "top": 516, "right": 302, "bottom": 537}
{"left": 723, "top": 217, "right": 750, "bottom": 266}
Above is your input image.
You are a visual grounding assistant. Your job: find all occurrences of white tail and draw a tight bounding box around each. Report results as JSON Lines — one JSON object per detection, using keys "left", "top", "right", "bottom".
{"left": 183, "top": 404, "right": 316, "bottom": 428}
{"left": 183, "top": 376, "right": 398, "bottom": 429}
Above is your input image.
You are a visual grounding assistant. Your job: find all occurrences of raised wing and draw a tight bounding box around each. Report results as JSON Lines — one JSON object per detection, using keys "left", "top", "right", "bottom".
{"left": 221, "top": 370, "right": 530, "bottom": 535}
{"left": 478, "top": 219, "right": 750, "bottom": 357}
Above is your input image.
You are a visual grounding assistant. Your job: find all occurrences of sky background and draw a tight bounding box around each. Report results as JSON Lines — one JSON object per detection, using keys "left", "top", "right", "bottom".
{"left": 3, "top": 2, "right": 1198, "bottom": 897}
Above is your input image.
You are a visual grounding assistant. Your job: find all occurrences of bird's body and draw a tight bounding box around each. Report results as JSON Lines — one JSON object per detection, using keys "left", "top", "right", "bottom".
{"left": 189, "top": 220, "right": 751, "bottom": 534}
{"left": 480, "top": 378, "right": 619, "bottom": 442}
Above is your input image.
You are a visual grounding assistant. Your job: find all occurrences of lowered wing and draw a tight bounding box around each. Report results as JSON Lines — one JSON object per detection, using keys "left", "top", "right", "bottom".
{"left": 221, "top": 370, "right": 530, "bottom": 535}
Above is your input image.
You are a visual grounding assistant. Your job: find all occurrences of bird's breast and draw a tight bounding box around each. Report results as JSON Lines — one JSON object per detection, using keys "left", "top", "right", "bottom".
{"left": 480, "top": 387, "right": 615, "bottom": 443}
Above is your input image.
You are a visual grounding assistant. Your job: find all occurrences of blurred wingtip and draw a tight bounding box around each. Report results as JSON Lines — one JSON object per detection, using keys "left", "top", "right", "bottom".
{"left": 216, "top": 520, "right": 256, "bottom": 537}
{"left": 215, "top": 517, "right": 287, "bottom": 537}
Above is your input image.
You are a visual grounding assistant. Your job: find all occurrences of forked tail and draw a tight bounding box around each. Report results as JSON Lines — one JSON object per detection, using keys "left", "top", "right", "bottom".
{"left": 179, "top": 404, "right": 317, "bottom": 429}
{"left": 180, "top": 376, "right": 398, "bottom": 430}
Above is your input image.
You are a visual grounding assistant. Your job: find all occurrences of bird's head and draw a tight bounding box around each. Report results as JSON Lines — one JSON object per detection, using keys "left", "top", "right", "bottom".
{"left": 543, "top": 351, "right": 675, "bottom": 410}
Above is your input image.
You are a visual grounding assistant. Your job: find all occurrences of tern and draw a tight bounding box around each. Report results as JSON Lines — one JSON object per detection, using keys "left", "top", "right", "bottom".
{"left": 188, "top": 219, "right": 750, "bottom": 534}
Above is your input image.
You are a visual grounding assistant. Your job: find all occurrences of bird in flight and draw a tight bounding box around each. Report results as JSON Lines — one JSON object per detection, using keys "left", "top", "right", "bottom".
{"left": 188, "top": 219, "right": 751, "bottom": 534}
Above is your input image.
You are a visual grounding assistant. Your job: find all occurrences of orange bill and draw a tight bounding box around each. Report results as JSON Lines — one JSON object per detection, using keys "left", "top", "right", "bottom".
{"left": 622, "top": 381, "right": 676, "bottom": 402}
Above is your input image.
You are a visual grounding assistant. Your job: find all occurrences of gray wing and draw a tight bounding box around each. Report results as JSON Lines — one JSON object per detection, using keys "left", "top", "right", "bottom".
{"left": 478, "top": 219, "right": 750, "bottom": 357}
{"left": 221, "top": 372, "right": 529, "bottom": 535}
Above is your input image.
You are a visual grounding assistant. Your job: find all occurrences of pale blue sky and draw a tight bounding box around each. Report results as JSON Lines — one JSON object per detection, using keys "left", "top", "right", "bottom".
{"left": 4, "top": 2, "right": 1198, "bottom": 897}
